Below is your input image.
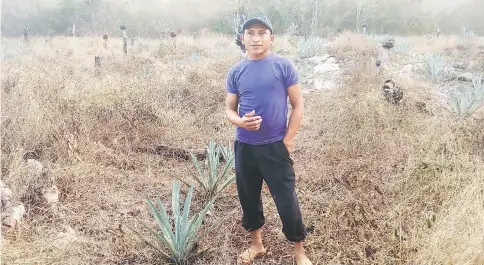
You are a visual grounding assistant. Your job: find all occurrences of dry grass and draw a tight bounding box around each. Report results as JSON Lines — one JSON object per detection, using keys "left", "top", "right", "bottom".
{"left": 1, "top": 33, "right": 483, "bottom": 265}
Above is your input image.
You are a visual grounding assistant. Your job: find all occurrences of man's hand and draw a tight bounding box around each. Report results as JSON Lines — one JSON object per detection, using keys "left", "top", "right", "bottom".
{"left": 239, "top": 110, "right": 262, "bottom": 131}
{"left": 283, "top": 137, "right": 293, "bottom": 153}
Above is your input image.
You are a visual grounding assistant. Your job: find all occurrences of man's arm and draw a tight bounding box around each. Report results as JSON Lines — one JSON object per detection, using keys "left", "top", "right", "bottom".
{"left": 226, "top": 93, "right": 243, "bottom": 127}
{"left": 283, "top": 83, "right": 304, "bottom": 153}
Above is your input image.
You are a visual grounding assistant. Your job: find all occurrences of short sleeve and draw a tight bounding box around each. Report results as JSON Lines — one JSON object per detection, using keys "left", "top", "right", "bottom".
{"left": 283, "top": 60, "right": 300, "bottom": 89}
{"left": 226, "top": 69, "right": 238, "bottom": 94}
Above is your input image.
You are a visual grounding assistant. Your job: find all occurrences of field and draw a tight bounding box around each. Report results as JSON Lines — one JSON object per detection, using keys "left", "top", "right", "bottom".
{"left": 1, "top": 32, "right": 484, "bottom": 265}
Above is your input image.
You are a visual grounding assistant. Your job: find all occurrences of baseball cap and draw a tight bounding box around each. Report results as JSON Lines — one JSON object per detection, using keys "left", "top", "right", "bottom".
{"left": 242, "top": 15, "right": 273, "bottom": 34}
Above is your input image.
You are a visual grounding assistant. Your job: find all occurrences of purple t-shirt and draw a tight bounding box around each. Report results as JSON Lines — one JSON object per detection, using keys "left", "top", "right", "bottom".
{"left": 226, "top": 52, "right": 300, "bottom": 145}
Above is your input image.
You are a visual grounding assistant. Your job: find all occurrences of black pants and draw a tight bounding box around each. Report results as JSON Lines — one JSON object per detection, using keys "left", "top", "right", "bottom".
{"left": 234, "top": 140, "right": 307, "bottom": 242}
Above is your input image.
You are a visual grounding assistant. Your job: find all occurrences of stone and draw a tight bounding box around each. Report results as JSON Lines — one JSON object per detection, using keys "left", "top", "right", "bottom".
{"left": 326, "top": 57, "right": 337, "bottom": 64}
{"left": 308, "top": 55, "right": 331, "bottom": 63}
{"left": 458, "top": 72, "right": 474, "bottom": 82}
{"left": 314, "top": 79, "right": 337, "bottom": 91}
{"left": 314, "top": 62, "right": 340, "bottom": 74}
{"left": 43, "top": 185, "right": 59, "bottom": 205}
{"left": 453, "top": 62, "right": 468, "bottom": 70}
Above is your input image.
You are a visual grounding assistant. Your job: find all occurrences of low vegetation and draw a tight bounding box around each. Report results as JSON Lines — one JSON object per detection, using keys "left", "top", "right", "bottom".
{"left": 1, "top": 31, "right": 483, "bottom": 265}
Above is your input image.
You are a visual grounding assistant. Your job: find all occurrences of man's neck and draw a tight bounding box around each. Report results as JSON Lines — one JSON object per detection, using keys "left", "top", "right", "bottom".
{"left": 247, "top": 51, "right": 271, "bottom": 61}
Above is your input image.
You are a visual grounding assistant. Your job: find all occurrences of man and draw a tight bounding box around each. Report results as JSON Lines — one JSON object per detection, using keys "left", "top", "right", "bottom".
{"left": 225, "top": 16, "right": 312, "bottom": 265}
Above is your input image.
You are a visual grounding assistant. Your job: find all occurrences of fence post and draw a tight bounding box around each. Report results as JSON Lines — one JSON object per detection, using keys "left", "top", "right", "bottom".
{"left": 95, "top": 56, "right": 101, "bottom": 76}
{"left": 120, "top": 25, "right": 127, "bottom": 55}
{"left": 103, "top": 34, "right": 108, "bottom": 49}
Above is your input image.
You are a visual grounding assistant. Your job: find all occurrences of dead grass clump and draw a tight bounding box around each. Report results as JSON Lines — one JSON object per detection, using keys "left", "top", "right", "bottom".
{"left": 328, "top": 31, "right": 379, "bottom": 64}
{"left": 297, "top": 62, "right": 483, "bottom": 263}
{"left": 410, "top": 163, "right": 484, "bottom": 264}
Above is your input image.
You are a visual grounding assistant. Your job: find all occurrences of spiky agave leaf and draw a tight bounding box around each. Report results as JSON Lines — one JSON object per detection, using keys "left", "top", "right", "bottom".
{"left": 185, "top": 198, "right": 215, "bottom": 257}
{"left": 451, "top": 76, "right": 484, "bottom": 117}
{"left": 212, "top": 154, "right": 235, "bottom": 196}
{"left": 177, "top": 185, "right": 194, "bottom": 258}
{"left": 146, "top": 198, "right": 177, "bottom": 254}
{"left": 189, "top": 153, "right": 207, "bottom": 189}
{"left": 423, "top": 54, "right": 446, "bottom": 83}
{"left": 297, "top": 36, "right": 327, "bottom": 58}
{"left": 136, "top": 181, "right": 216, "bottom": 264}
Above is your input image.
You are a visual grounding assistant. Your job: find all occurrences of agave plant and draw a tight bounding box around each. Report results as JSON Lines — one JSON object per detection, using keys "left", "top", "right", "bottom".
{"left": 189, "top": 140, "right": 235, "bottom": 199}
{"left": 393, "top": 37, "right": 409, "bottom": 54}
{"left": 451, "top": 76, "right": 484, "bottom": 117}
{"left": 135, "top": 181, "right": 215, "bottom": 265}
{"left": 423, "top": 54, "right": 446, "bottom": 84}
{"left": 297, "top": 36, "right": 327, "bottom": 58}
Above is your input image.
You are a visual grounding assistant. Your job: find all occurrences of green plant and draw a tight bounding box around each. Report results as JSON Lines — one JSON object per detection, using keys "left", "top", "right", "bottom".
{"left": 297, "top": 36, "right": 327, "bottom": 58}
{"left": 135, "top": 181, "right": 215, "bottom": 265}
{"left": 189, "top": 140, "right": 235, "bottom": 199}
{"left": 451, "top": 76, "right": 484, "bottom": 117}
{"left": 393, "top": 37, "right": 409, "bottom": 54}
{"left": 423, "top": 54, "right": 446, "bottom": 83}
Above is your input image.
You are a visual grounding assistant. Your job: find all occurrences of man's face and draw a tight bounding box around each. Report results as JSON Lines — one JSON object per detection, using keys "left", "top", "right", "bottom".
{"left": 242, "top": 23, "right": 274, "bottom": 56}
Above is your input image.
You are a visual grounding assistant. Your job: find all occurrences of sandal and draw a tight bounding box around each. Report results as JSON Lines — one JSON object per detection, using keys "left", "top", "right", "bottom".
{"left": 238, "top": 247, "right": 267, "bottom": 264}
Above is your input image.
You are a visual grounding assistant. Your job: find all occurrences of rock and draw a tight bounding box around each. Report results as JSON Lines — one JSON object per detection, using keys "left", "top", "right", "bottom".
{"left": 326, "top": 57, "right": 337, "bottom": 64}
{"left": 43, "top": 185, "right": 59, "bottom": 205}
{"left": 11, "top": 204, "right": 25, "bottom": 222}
{"left": 453, "top": 62, "right": 468, "bottom": 70}
{"left": 402, "top": 64, "right": 414, "bottom": 73}
{"left": 53, "top": 226, "right": 77, "bottom": 249}
{"left": 26, "top": 159, "right": 44, "bottom": 177}
{"left": 314, "top": 79, "right": 337, "bottom": 91}
{"left": 2, "top": 204, "right": 26, "bottom": 234}
{"left": 314, "top": 62, "right": 340, "bottom": 73}
{"left": 458, "top": 73, "right": 475, "bottom": 82}
{"left": 1, "top": 186, "right": 12, "bottom": 209}
{"left": 308, "top": 55, "right": 331, "bottom": 63}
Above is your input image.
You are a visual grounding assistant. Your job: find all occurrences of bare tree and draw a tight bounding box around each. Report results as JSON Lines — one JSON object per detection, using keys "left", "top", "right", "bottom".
{"left": 356, "top": 0, "right": 379, "bottom": 34}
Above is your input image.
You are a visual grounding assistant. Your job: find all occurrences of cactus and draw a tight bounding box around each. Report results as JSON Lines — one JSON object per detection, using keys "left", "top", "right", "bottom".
{"left": 297, "top": 36, "right": 327, "bottom": 58}
{"left": 451, "top": 76, "right": 484, "bottom": 117}
{"left": 394, "top": 37, "right": 409, "bottom": 54}
{"left": 423, "top": 54, "right": 446, "bottom": 84}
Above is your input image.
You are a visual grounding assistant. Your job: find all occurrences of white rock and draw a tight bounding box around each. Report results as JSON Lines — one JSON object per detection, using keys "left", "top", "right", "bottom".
{"left": 308, "top": 55, "right": 331, "bottom": 63}
{"left": 44, "top": 185, "right": 59, "bottom": 204}
{"left": 402, "top": 64, "right": 414, "bottom": 73}
{"left": 12, "top": 204, "right": 26, "bottom": 222}
{"left": 326, "top": 57, "right": 337, "bottom": 64}
{"left": 26, "top": 159, "right": 44, "bottom": 176}
{"left": 314, "top": 79, "right": 337, "bottom": 91}
{"left": 53, "top": 226, "right": 78, "bottom": 249}
{"left": 314, "top": 62, "right": 340, "bottom": 74}
{"left": 1, "top": 187, "right": 12, "bottom": 208}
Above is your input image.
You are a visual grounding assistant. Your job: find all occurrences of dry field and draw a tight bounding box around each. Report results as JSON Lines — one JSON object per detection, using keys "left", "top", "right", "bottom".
{"left": 1, "top": 32, "right": 484, "bottom": 265}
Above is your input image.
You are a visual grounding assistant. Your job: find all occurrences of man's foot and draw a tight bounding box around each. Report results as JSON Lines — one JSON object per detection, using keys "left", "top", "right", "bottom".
{"left": 238, "top": 245, "right": 267, "bottom": 264}
{"left": 295, "top": 252, "right": 312, "bottom": 265}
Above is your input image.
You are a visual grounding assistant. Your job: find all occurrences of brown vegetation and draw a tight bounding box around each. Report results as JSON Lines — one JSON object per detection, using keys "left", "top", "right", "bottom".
{"left": 1, "top": 33, "right": 483, "bottom": 264}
